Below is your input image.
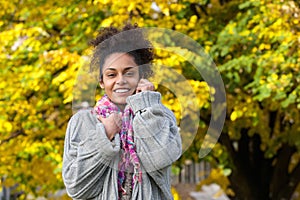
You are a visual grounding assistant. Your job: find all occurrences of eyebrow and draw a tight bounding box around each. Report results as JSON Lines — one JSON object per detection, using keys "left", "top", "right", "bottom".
{"left": 103, "top": 66, "right": 138, "bottom": 72}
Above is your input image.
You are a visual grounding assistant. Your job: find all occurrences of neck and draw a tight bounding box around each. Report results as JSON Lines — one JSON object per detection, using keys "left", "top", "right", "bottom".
{"left": 116, "top": 103, "right": 126, "bottom": 111}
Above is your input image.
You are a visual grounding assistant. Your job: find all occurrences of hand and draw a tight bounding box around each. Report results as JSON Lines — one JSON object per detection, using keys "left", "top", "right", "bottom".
{"left": 98, "top": 112, "right": 122, "bottom": 140}
{"left": 136, "top": 79, "right": 155, "bottom": 93}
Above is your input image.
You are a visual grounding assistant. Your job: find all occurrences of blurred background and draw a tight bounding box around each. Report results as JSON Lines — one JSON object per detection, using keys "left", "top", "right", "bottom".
{"left": 0, "top": 0, "right": 299, "bottom": 199}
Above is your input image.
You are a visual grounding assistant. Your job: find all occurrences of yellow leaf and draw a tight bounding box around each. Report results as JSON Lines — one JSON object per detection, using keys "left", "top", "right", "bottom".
{"left": 190, "top": 15, "right": 197, "bottom": 23}
{"left": 252, "top": 47, "right": 258, "bottom": 53}
{"left": 101, "top": 18, "right": 113, "bottom": 27}
{"left": 271, "top": 73, "right": 278, "bottom": 80}
{"left": 230, "top": 111, "right": 238, "bottom": 121}
{"left": 264, "top": 44, "right": 271, "bottom": 50}
{"left": 127, "top": 2, "right": 135, "bottom": 12}
{"left": 3, "top": 121, "right": 13, "bottom": 132}
{"left": 259, "top": 43, "right": 265, "bottom": 50}
{"left": 162, "top": 8, "right": 170, "bottom": 16}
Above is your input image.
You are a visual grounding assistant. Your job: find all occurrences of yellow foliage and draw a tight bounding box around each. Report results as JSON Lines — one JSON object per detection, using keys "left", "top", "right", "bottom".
{"left": 189, "top": 80, "right": 211, "bottom": 108}
{"left": 171, "top": 187, "right": 181, "bottom": 200}
{"left": 197, "top": 168, "right": 234, "bottom": 197}
{"left": 0, "top": 0, "right": 299, "bottom": 198}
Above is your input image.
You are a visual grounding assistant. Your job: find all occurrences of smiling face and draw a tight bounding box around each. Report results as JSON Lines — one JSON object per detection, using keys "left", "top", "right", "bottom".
{"left": 100, "top": 53, "right": 140, "bottom": 110}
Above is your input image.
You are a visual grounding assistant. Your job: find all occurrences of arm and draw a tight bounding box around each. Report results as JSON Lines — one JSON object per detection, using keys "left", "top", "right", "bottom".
{"left": 62, "top": 110, "right": 120, "bottom": 199}
{"left": 126, "top": 91, "right": 182, "bottom": 172}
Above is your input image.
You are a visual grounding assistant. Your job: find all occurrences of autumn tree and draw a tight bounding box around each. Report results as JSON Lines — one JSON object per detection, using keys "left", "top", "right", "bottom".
{"left": 0, "top": 0, "right": 104, "bottom": 197}
{"left": 211, "top": 1, "right": 300, "bottom": 199}
{"left": 1, "top": 0, "right": 300, "bottom": 200}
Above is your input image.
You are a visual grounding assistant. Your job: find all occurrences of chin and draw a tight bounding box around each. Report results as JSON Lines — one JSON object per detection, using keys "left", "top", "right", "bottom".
{"left": 114, "top": 98, "right": 127, "bottom": 105}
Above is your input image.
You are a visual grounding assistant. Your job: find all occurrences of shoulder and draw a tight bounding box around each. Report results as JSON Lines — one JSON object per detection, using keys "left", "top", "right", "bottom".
{"left": 66, "top": 109, "right": 102, "bottom": 142}
{"left": 68, "top": 109, "right": 99, "bottom": 128}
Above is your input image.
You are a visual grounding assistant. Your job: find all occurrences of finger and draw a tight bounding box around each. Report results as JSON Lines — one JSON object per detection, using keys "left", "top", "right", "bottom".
{"left": 97, "top": 115, "right": 104, "bottom": 122}
{"left": 136, "top": 87, "right": 142, "bottom": 93}
{"left": 138, "top": 78, "right": 147, "bottom": 83}
{"left": 139, "top": 79, "right": 153, "bottom": 86}
{"left": 136, "top": 83, "right": 154, "bottom": 92}
{"left": 146, "top": 83, "right": 155, "bottom": 91}
{"left": 141, "top": 79, "right": 154, "bottom": 87}
{"left": 111, "top": 112, "right": 122, "bottom": 128}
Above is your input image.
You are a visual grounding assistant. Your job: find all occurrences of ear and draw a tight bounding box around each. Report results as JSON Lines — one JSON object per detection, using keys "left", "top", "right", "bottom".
{"left": 99, "top": 81, "right": 104, "bottom": 89}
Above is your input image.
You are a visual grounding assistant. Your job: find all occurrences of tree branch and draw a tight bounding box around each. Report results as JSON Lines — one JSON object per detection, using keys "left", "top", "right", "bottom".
{"left": 0, "top": 129, "right": 27, "bottom": 145}
{"left": 190, "top": 3, "right": 208, "bottom": 18}
{"left": 268, "top": 110, "right": 277, "bottom": 138}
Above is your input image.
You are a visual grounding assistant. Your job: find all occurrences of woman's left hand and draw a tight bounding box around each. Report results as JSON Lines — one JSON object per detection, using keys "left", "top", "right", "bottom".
{"left": 136, "top": 79, "right": 155, "bottom": 93}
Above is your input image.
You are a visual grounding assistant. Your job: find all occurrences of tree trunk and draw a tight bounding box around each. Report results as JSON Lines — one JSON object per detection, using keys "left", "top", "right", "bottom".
{"left": 220, "top": 132, "right": 272, "bottom": 199}
{"left": 220, "top": 131, "right": 298, "bottom": 200}
{"left": 272, "top": 146, "right": 300, "bottom": 200}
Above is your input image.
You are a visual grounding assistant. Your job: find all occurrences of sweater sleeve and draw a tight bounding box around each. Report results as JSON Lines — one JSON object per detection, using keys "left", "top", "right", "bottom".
{"left": 62, "top": 110, "right": 120, "bottom": 199}
{"left": 126, "top": 91, "right": 182, "bottom": 172}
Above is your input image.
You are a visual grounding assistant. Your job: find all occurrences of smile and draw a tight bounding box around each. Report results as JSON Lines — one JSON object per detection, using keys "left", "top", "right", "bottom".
{"left": 114, "top": 89, "right": 130, "bottom": 93}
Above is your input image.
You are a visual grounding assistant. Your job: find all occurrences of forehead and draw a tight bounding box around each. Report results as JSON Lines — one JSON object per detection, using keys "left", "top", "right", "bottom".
{"left": 103, "top": 53, "right": 138, "bottom": 70}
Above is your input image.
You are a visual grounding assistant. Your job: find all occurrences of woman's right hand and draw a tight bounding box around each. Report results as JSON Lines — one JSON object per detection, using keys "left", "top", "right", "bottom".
{"left": 98, "top": 113, "right": 122, "bottom": 140}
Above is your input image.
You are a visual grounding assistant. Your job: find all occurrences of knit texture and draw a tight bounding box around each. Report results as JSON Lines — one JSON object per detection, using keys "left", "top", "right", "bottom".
{"left": 62, "top": 91, "right": 182, "bottom": 200}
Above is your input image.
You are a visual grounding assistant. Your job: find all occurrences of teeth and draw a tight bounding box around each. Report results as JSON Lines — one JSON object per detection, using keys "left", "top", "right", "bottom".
{"left": 115, "top": 89, "right": 130, "bottom": 93}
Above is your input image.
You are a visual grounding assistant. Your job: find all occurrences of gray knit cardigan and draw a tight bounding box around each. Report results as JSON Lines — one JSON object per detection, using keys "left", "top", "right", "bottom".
{"left": 62, "top": 91, "right": 182, "bottom": 200}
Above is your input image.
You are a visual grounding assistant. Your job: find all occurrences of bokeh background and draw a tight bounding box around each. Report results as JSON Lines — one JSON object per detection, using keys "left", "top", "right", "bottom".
{"left": 0, "top": 0, "right": 300, "bottom": 199}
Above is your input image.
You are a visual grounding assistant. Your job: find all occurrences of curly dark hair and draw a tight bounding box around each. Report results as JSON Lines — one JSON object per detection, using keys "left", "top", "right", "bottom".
{"left": 89, "top": 23, "right": 154, "bottom": 80}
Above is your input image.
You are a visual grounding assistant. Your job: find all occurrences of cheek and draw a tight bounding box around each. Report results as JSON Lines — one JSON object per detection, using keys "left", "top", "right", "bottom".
{"left": 101, "top": 80, "right": 113, "bottom": 90}
{"left": 131, "top": 79, "right": 140, "bottom": 88}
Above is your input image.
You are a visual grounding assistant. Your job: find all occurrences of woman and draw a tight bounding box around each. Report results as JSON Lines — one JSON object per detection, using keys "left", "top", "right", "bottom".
{"left": 62, "top": 23, "right": 182, "bottom": 200}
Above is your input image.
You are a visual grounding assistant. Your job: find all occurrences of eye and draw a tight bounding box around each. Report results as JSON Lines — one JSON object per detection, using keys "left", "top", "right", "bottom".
{"left": 106, "top": 73, "right": 116, "bottom": 78}
{"left": 124, "top": 71, "right": 135, "bottom": 76}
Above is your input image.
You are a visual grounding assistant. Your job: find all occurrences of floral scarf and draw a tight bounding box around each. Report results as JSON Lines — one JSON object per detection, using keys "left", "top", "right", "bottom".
{"left": 93, "top": 95, "right": 142, "bottom": 198}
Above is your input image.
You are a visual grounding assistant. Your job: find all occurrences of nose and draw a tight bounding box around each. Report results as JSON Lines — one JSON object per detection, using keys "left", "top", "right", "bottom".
{"left": 116, "top": 74, "right": 127, "bottom": 84}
